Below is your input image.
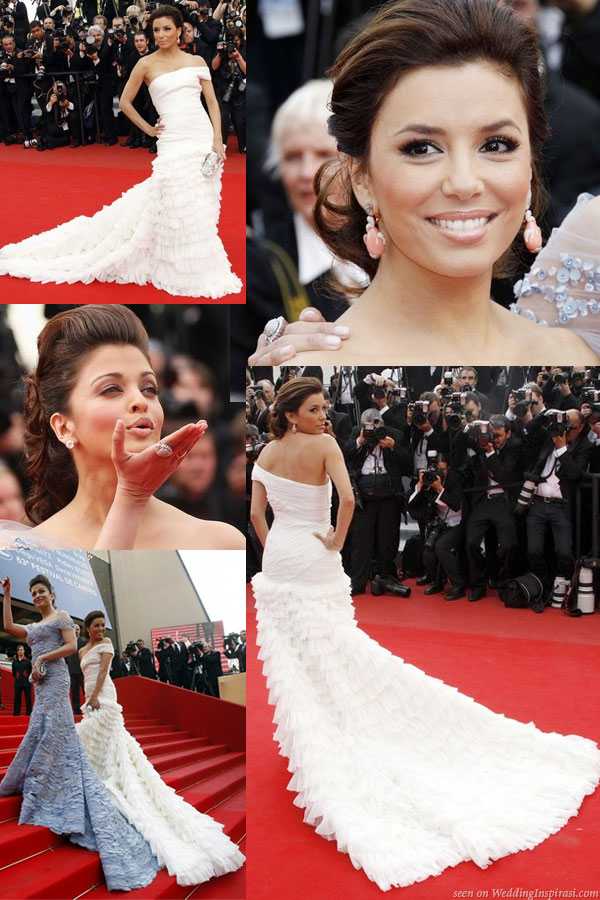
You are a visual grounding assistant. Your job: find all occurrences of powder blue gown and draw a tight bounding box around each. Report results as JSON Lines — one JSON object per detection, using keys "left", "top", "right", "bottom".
{"left": 0, "top": 613, "right": 160, "bottom": 892}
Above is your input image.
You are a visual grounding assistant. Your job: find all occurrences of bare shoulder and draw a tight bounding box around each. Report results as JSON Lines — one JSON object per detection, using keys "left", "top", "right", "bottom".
{"left": 148, "top": 499, "right": 244, "bottom": 549}
{"left": 102, "top": 637, "right": 113, "bottom": 645}
{"left": 190, "top": 56, "right": 210, "bottom": 72}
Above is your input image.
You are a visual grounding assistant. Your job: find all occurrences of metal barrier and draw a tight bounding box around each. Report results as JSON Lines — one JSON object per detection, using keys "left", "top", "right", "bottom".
{"left": 1, "top": 69, "right": 114, "bottom": 143}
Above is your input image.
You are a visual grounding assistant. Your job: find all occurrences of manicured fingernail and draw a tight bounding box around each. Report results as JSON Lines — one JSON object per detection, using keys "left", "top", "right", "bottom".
{"left": 325, "top": 336, "right": 341, "bottom": 348}
{"left": 333, "top": 326, "right": 349, "bottom": 337}
{"left": 280, "top": 346, "right": 294, "bottom": 357}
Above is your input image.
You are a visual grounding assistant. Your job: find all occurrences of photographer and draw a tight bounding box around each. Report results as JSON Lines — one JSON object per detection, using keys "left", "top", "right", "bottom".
{"left": 211, "top": 24, "right": 245, "bottom": 153}
{"left": 180, "top": 19, "right": 210, "bottom": 62}
{"left": 407, "top": 452, "right": 466, "bottom": 600}
{"left": 123, "top": 29, "right": 156, "bottom": 148}
{"left": 135, "top": 638, "right": 158, "bottom": 679}
{"left": 538, "top": 368, "right": 584, "bottom": 412}
{"left": 247, "top": 379, "right": 275, "bottom": 432}
{"left": 344, "top": 408, "right": 412, "bottom": 597}
{"left": 224, "top": 630, "right": 245, "bottom": 672}
{"left": 81, "top": 23, "right": 118, "bottom": 144}
{"left": 184, "top": 2, "right": 220, "bottom": 58}
{"left": 408, "top": 393, "right": 446, "bottom": 477}
{"left": 191, "top": 642, "right": 222, "bottom": 696}
{"left": 42, "top": 79, "right": 79, "bottom": 146}
{"left": 43, "top": 30, "right": 86, "bottom": 146}
{"left": 522, "top": 408, "right": 592, "bottom": 600}
{"left": 0, "top": 33, "right": 35, "bottom": 144}
{"left": 4, "top": 0, "right": 28, "bottom": 48}
{"left": 465, "top": 415, "right": 524, "bottom": 601}
{"left": 122, "top": 642, "right": 141, "bottom": 675}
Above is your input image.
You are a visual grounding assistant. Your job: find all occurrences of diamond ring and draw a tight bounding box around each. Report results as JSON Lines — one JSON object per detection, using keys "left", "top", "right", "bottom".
{"left": 263, "top": 316, "right": 287, "bottom": 344}
{"left": 155, "top": 442, "right": 173, "bottom": 457}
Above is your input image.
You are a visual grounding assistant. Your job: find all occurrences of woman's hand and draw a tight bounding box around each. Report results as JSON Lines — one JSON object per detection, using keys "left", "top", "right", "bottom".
{"left": 313, "top": 526, "right": 343, "bottom": 552}
{"left": 212, "top": 138, "right": 226, "bottom": 163}
{"left": 87, "top": 696, "right": 100, "bottom": 710}
{"left": 32, "top": 656, "right": 46, "bottom": 681}
{"left": 248, "top": 308, "right": 349, "bottom": 367}
{"left": 0, "top": 576, "right": 10, "bottom": 599}
{"left": 148, "top": 116, "right": 164, "bottom": 137}
{"left": 111, "top": 418, "right": 208, "bottom": 502}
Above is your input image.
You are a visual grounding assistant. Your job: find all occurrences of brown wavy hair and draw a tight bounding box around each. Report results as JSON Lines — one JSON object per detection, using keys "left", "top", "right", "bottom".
{"left": 149, "top": 4, "right": 183, "bottom": 31}
{"left": 268, "top": 377, "right": 324, "bottom": 438}
{"left": 82, "top": 609, "right": 105, "bottom": 639}
{"left": 314, "top": 0, "right": 549, "bottom": 288}
{"left": 23, "top": 305, "right": 150, "bottom": 525}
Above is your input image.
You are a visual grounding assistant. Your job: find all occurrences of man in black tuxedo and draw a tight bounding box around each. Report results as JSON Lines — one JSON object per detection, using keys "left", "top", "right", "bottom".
{"left": 165, "top": 636, "right": 189, "bottom": 687}
{"left": 524, "top": 409, "right": 592, "bottom": 597}
{"left": 465, "top": 415, "right": 524, "bottom": 601}
{"left": 198, "top": 642, "right": 223, "bottom": 697}
{"left": 344, "top": 409, "right": 412, "bottom": 597}
{"left": 12, "top": 644, "right": 32, "bottom": 715}
{"left": 65, "top": 623, "right": 85, "bottom": 714}
{"left": 135, "top": 639, "right": 158, "bottom": 679}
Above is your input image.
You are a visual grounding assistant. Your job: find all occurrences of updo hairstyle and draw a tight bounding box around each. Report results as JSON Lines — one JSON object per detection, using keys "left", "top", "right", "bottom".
{"left": 29, "top": 573, "right": 56, "bottom": 607}
{"left": 22, "top": 305, "right": 151, "bottom": 525}
{"left": 268, "top": 377, "right": 324, "bottom": 438}
{"left": 314, "top": 0, "right": 549, "bottom": 284}
{"left": 82, "top": 609, "right": 105, "bottom": 638}
{"left": 149, "top": 5, "right": 183, "bottom": 31}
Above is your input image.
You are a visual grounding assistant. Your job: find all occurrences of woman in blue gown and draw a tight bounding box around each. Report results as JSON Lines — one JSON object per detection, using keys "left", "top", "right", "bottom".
{"left": 0, "top": 573, "right": 159, "bottom": 892}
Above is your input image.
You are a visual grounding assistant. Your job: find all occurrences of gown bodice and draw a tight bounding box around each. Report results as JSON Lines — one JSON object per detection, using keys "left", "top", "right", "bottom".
{"left": 251, "top": 464, "right": 343, "bottom": 584}
{"left": 148, "top": 66, "right": 213, "bottom": 158}
{"left": 80, "top": 642, "right": 117, "bottom": 703}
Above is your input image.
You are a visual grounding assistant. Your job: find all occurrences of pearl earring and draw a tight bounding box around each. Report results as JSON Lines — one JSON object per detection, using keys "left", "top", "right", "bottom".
{"left": 363, "top": 203, "right": 386, "bottom": 259}
{"left": 65, "top": 437, "right": 76, "bottom": 449}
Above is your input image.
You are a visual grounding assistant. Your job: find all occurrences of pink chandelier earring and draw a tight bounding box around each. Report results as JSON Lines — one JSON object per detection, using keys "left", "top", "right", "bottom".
{"left": 523, "top": 203, "right": 542, "bottom": 253}
{"left": 363, "top": 203, "right": 386, "bottom": 259}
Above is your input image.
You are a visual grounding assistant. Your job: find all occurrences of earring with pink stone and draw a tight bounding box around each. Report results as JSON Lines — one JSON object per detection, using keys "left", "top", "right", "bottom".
{"left": 523, "top": 207, "right": 542, "bottom": 253}
{"left": 363, "top": 203, "right": 386, "bottom": 259}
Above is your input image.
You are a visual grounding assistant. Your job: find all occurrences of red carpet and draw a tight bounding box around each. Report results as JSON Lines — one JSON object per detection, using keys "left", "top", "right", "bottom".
{"left": 0, "top": 143, "right": 245, "bottom": 303}
{"left": 0, "top": 679, "right": 245, "bottom": 898}
{"left": 247, "top": 580, "right": 600, "bottom": 899}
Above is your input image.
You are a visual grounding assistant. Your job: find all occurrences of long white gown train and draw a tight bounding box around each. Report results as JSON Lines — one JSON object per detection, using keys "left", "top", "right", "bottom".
{"left": 251, "top": 463, "right": 600, "bottom": 892}
{"left": 0, "top": 67, "right": 242, "bottom": 298}
{"left": 76, "top": 641, "right": 244, "bottom": 886}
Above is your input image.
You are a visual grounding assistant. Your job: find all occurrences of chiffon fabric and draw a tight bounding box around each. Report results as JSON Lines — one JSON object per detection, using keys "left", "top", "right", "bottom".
{"left": 0, "top": 614, "right": 159, "bottom": 892}
{"left": 0, "top": 520, "right": 80, "bottom": 549}
{"left": 76, "top": 640, "right": 245, "bottom": 886}
{"left": 0, "top": 66, "right": 242, "bottom": 298}
{"left": 512, "top": 193, "right": 600, "bottom": 356}
{"left": 251, "top": 463, "right": 600, "bottom": 892}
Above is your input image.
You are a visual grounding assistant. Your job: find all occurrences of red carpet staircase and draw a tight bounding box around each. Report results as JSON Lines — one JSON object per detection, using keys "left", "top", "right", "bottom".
{"left": 0, "top": 674, "right": 245, "bottom": 899}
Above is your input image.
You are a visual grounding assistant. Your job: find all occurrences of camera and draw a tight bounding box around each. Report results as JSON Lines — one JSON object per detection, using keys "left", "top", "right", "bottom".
{"left": 515, "top": 476, "right": 538, "bottom": 515}
{"left": 543, "top": 409, "right": 576, "bottom": 437}
{"left": 410, "top": 399, "right": 430, "bottom": 427}
{"left": 362, "top": 422, "right": 387, "bottom": 445}
{"left": 114, "top": 27, "right": 126, "bottom": 37}
{"left": 445, "top": 392, "right": 465, "bottom": 430}
{"left": 424, "top": 517, "right": 447, "bottom": 549}
{"left": 514, "top": 388, "right": 532, "bottom": 404}
{"left": 125, "top": 641, "right": 138, "bottom": 655}
{"left": 553, "top": 372, "right": 568, "bottom": 385}
{"left": 466, "top": 419, "right": 492, "bottom": 448}
{"left": 389, "top": 386, "right": 407, "bottom": 403}
{"left": 84, "top": 34, "right": 97, "bottom": 54}
{"left": 581, "top": 388, "right": 600, "bottom": 416}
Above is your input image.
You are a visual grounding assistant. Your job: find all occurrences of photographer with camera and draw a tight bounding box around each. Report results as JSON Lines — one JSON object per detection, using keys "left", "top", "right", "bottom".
{"left": 0, "top": 32, "right": 36, "bottom": 144}
{"left": 211, "top": 23, "right": 244, "bottom": 153}
{"left": 519, "top": 408, "right": 592, "bottom": 604}
{"left": 465, "top": 415, "right": 524, "bottom": 602}
{"left": 247, "top": 379, "right": 275, "bottom": 433}
{"left": 122, "top": 641, "right": 141, "bottom": 675}
{"left": 183, "top": 2, "right": 220, "bottom": 58}
{"left": 2, "top": 0, "right": 28, "bottom": 48}
{"left": 191, "top": 641, "right": 222, "bottom": 696}
{"left": 537, "top": 368, "right": 585, "bottom": 412}
{"left": 224, "top": 630, "right": 245, "bottom": 672}
{"left": 134, "top": 638, "right": 158, "bottom": 679}
{"left": 42, "top": 28, "right": 86, "bottom": 146}
{"left": 122, "top": 29, "right": 156, "bottom": 148}
{"left": 344, "top": 408, "right": 412, "bottom": 597}
{"left": 407, "top": 451, "right": 466, "bottom": 600}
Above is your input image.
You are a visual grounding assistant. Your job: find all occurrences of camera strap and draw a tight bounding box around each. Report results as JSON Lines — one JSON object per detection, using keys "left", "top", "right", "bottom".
{"left": 263, "top": 240, "right": 311, "bottom": 322}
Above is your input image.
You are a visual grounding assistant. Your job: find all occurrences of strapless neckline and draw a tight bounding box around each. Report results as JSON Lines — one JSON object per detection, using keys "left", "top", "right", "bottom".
{"left": 254, "top": 463, "right": 329, "bottom": 488}
{"left": 148, "top": 66, "right": 207, "bottom": 88}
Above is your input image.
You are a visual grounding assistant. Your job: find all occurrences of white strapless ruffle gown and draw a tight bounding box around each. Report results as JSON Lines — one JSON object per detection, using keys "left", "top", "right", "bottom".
{"left": 251, "top": 463, "right": 600, "bottom": 892}
{"left": 0, "top": 66, "right": 242, "bottom": 298}
{"left": 76, "top": 641, "right": 245, "bottom": 886}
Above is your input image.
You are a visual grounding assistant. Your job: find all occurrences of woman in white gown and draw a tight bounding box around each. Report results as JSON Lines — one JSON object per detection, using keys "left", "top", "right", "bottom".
{"left": 0, "top": 6, "right": 242, "bottom": 299}
{"left": 76, "top": 610, "right": 245, "bottom": 885}
{"left": 250, "top": 377, "right": 600, "bottom": 892}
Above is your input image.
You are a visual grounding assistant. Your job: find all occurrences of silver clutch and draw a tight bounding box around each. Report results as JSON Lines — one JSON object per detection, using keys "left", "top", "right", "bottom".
{"left": 201, "top": 151, "right": 219, "bottom": 178}
{"left": 29, "top": 661, "right": 47, "bottom": 683}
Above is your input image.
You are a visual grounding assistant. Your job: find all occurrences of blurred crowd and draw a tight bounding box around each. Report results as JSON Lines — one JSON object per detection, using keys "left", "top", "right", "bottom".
{"left": 0, "top": 304, "right": 244, "bottom": 533}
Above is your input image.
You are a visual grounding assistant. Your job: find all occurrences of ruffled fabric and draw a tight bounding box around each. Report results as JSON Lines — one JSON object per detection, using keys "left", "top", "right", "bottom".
{"left": 0, "top": 67, "right": 242, "bottom": 299}
{"left": 77, "top": 642, "right": 244, "bottom": 886}
{"left": 251, "top": 466, "right": 600, "bottom": 892}
{"left": 0, "top": 616, "right": 159, "bottom": 892}
{"left": 511, "top": 193, "right": 600, "bottom": 356}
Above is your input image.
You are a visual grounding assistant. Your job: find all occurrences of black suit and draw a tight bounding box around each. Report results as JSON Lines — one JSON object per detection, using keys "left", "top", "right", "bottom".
{"left": 12, "top": 656, "right": 32, "bottom": 715}
{"left": 344, "top": 426, "right": 411, "bottom": 592}
{"left": 66, "top": 636, "right": 85, "bottom": 714}
{"left": 407, "top": 471, "right": 466, "bottom": 589}
{"left": 465, "top": 435, "right": 524, "bottom": 590}
{"left": 526, "top": 431, "right": 592, "bottom": 585}
{"left": 137, "top": 646, "right": 157, "bottom": 679}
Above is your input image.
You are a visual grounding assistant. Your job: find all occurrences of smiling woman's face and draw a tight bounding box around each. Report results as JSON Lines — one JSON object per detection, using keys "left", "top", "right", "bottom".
{"left": 351, "top": 61, "right": 531, "bottom": 280}
{"left": 55, "top": 343, "right": 164, "bottom": 461}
